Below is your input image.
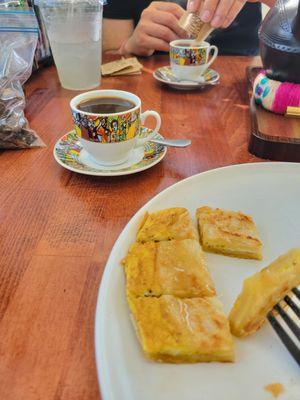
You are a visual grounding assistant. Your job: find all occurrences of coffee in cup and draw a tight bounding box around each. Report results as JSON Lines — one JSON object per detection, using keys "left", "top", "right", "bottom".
{"left": 169, "top": 39, "right": 218, "bottom": 81}
{"left": 70, "top": 90, "right": 161, "bottom": 166}
{"left": 77, "top": 96, "right": 136, "bottom": 114}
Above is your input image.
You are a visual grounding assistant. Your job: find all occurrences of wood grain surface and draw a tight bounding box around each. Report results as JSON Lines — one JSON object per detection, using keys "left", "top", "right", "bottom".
{"left": 0, "top": 55, "right": 264, "bottom": 400}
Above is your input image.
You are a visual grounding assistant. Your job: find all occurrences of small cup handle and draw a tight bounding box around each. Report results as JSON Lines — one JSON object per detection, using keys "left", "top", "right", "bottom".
{"left": 206, "top": 45, "right": 218, "bottom": 69}
{"left": 136, "top": 110, "right": 161, "bottom": 147}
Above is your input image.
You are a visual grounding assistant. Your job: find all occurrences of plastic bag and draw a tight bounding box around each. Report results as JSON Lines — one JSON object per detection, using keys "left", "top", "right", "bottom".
{"left": 0, "top": 2, "right": 45, "bottom": 148}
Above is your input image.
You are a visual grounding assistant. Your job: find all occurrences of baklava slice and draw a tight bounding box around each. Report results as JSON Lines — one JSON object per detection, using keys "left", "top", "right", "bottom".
{"left": 196, "top": 206, "right": 262, "bottom": 260}
{"left": 229, "top": 248, "right": 300, "bottom": 337}
{"left": 128, "top": 295, "right": 234, "bottom": 363}
{"left": 123, "top": 239, "right": 216, "bottom": 298}
{"left": 137, "top": 207, "right": 198, "bottom": 242}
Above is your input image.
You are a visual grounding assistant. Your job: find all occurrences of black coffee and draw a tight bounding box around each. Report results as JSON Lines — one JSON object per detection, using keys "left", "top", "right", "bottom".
{"left": 78, "top": 96, "right": 135, "bottom": 114}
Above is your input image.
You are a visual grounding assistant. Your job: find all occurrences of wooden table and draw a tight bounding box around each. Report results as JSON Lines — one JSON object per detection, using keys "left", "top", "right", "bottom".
{"left": 0, "top": 55, "right": 263, "bottom": 400}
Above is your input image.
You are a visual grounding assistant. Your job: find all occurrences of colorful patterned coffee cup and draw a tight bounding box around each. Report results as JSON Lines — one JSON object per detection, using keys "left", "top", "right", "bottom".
{"left": 170, "top": 40, "right": 218, "bottom": 81}
{"left": 70, "top": 89, "right": 161, "bottom": 166}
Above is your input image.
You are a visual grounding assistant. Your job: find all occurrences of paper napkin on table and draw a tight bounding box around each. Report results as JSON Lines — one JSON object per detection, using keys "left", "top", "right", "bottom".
{"left": 101, "top": 57, "right": 143, "bottom": 76}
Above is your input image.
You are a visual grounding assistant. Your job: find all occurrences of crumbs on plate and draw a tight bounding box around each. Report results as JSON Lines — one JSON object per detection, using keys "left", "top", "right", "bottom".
{"left": 265, "top": 383, "right": 284, "bottom": 398}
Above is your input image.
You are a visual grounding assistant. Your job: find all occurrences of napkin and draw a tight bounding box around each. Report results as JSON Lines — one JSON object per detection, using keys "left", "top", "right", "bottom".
{"left": 101, "top": 57, "right": 143, "bottom": 76}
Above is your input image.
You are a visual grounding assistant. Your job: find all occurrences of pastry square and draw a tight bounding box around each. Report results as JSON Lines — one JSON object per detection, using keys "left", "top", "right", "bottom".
{"left": 128, "top": 295, "right": 234, "bottom": 363}
{"left": 196, "top": 206, "right": 263, "bottom": 260}
{"left": 229, "top": 248, "right": 300, "bottom": 337}
{"left": 123, "top": 239, "right": 216, "bottom": 298}
{"left": 137, "top": 207, "right": 198, "bottom": 242}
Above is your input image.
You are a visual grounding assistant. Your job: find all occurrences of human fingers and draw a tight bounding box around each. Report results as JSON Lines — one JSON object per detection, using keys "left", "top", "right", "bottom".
{"left": 222, "top": 0, "right": 246, "bottom": 27}
{"left": 142, "top": 21, "right": 180, "bottom": 44}
{"left": 210, "top": 0, "right": 236, "bottom": 28}
{"left": 151, "top": 10, "right": 187, "bottom": 37}
{"left": 146, "top": 37, "right": 170, "bottom": 52}
{"left": 187, "top": 0, "right": 202, "bottom": 12}
{"left": 198, "top": 0, "right": 220, "bottom": 23}
{"left": 125, "top": 35, "right": 155, "bottom": 57}
{"left": 133, "top": 31, "right": 170, "bottom": 54}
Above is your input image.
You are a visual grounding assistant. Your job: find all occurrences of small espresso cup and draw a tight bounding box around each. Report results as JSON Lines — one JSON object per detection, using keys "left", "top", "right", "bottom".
{"left": 169, "top": 39, "right": 218, "bottom": 81}
{"left": 70, "top": 89, "right": 161, "bottom": 166}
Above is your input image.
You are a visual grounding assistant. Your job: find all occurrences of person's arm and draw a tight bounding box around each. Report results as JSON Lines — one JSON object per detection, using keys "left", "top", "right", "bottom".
{"left": 187, "top": 0, "right": 276, "bottom": 29}
{"left": 103, "top": 1, "right": 187, "bottom": 57}
{"left": 103, "top": 19, "right": 134, "bottom": 54}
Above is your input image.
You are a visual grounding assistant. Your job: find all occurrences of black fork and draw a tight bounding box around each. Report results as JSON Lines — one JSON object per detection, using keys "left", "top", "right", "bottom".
{"left": 267, "top": 287, "right": 300, "bottom": 366}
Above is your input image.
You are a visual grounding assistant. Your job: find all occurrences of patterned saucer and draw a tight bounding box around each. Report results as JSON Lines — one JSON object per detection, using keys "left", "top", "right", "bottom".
{"left": 153, "top": 66, "right": 219, "bottom": 90}
{"left": 53, "top": 127, "right": 167, "bottom": 177}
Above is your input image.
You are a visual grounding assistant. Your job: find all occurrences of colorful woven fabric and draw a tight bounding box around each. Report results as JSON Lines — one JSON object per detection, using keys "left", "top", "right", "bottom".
{"left": 254, "top": 71, "right": 300, "bottom": 114}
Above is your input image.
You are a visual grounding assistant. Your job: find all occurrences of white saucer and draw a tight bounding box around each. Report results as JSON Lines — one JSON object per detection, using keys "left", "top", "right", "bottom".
{"left": 153, "top": 66, "right": 219, "bottom": 90}
{"left": 53, "top": 127, "right": 167, "bottom": 177}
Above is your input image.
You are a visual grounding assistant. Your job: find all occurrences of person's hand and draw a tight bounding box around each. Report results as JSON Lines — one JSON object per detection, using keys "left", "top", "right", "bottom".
{"left": 187, "top": 0, "right": 250, "bottom": 28}
{"left": 187, "top": 0, "right": 275, "bottom": 29}
{"left": 123, "top": 1, "right": 187, "bottom": 56}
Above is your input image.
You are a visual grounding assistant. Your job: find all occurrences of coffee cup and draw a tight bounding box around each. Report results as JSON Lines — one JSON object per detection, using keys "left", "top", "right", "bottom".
{"left": 70, "top": 89, "right": 161, "bottom": 166}
{"left": 169, "top": 40, "right": 218, "bottom": 81}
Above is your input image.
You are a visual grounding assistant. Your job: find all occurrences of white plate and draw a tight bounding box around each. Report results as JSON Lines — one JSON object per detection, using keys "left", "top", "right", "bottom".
{"left": 95, "top": 162, "right": 300, "bottom": 400}
{"left": 153, "top": 66, "right": 219, "bottom": 90}
{"left": 53, "top": 128, "right": 167, "bottom": 177}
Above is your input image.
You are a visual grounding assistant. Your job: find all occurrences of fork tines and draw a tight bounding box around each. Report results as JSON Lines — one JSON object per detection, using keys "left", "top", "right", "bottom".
{"left": 267, "top": 287, "right": 300, "bottom": 366}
